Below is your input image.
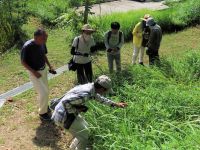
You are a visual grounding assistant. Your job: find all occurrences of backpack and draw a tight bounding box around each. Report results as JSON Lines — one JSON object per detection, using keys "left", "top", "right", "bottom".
{"left": 107, "top": 31, "right": 122, "bottom": 45}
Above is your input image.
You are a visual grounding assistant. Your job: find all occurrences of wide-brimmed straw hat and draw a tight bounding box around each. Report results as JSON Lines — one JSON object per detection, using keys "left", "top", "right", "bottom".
{"left": 140, "top": 14, "right": 151, "bottom": 21}
{"left": 82, "top": 24, "right": 96, "bottom": 32}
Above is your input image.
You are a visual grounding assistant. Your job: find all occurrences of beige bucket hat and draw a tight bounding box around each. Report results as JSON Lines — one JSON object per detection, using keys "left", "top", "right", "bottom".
{"left": 82, "top": 24, "right": 96, "bottom": 32}
{"left": 96, "top": 75, "right": 114, "bottom": 93}
{"left": 140, "top": 14, "right": 151, "bottom": 21}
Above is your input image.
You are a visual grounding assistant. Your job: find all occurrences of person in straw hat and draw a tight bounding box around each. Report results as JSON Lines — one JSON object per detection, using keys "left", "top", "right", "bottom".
{"left": 71, "top": 24, "right": 97, "bottom": 84}
{"left": 132, "top": 14, "right": 151, "bottom": 65}
{"left": 51, "top": 75, "right": 127, "bottom": 150}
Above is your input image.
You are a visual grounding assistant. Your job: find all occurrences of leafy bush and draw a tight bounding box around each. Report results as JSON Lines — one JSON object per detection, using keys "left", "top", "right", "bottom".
{"left": 26, "top": 0, "right": 69, "bottom": 26}
{"left": 0, "top": 0, "right": 28, "bottom": 54}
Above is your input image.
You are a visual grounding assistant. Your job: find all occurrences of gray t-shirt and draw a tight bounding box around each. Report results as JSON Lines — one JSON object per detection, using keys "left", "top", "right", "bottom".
{"left": 72, "top": 35, "right": 95, "bottom": 64}
{"left": 104, "top": 30, "right": 124, "bottom": 55}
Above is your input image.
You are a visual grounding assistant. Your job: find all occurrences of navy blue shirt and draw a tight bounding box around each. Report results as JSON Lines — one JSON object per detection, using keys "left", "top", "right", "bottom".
{"left": 21, "top": 39, "right": 47, "bottom": 71}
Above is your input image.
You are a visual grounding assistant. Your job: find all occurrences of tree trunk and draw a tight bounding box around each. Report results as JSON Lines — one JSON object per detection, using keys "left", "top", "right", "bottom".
{"left": 83, "top": 0, "right": 89, "bottom": 24}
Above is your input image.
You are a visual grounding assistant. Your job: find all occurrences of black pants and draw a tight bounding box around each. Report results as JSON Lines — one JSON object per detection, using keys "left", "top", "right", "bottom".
{"left": 76, "top": 62, "right": 93, "bottom": 84}
{"left": 147, "top": 49, "right": 160, "bottom": 66}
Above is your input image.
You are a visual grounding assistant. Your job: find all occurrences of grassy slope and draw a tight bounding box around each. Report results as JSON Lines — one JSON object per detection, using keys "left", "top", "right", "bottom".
{"left": 1, "top": 24, "right": 200, "bottom": 94}
{"left": 0, "top": 21, "right": 200, "bottom": 149}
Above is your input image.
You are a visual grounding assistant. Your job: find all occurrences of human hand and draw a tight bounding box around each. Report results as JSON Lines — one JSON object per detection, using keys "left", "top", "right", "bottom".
{"left": 49, "top": 66, "right": 57, "bottom": 74}
{"left": 49, "top": 69, "right": 57, "bottom": 74}
{"left": 115, "top": 102, "right": 128, "bottom": 108}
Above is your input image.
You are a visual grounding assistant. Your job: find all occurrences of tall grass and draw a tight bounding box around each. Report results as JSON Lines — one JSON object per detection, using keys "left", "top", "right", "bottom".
{"left": 85, "top": 49, "right": 200, "bottom": 149}
{"left": 88, "top": 0, "right": 200, "bottom": 46}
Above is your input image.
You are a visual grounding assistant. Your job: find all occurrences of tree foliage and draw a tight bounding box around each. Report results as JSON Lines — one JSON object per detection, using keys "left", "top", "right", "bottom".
{"left": 0, "top": 0, "right": 28, "bottom": 54}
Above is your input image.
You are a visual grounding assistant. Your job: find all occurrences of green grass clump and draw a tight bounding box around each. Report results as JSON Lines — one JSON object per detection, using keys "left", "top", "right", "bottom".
{"left": 85, "top": 49, "right": 200, "bottom": 149}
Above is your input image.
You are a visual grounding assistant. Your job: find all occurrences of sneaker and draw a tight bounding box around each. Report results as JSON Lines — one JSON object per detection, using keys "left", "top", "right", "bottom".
{"left": 39, "top": 113, "right": 51, "bottom": 121}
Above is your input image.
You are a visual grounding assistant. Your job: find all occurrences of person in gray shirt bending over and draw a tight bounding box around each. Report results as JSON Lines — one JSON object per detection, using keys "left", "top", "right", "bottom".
{"left": 104, "top": 22, "right": 124, "bottom": 73}
{"left": 51, "top": 75, "right": 127, "bottom": 150}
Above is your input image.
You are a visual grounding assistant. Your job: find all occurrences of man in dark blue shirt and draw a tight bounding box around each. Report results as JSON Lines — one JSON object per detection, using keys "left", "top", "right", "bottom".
{"left": 21, "top": 29, "right": 56, "bottom": 121}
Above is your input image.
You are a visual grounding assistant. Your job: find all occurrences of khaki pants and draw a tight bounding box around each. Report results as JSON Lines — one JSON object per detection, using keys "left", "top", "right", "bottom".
{"left": 29, "top": 68, "right": 49, "bottom": 114}
{"left": 69, "top": 115, "right": 89, "bottom": 150}
{"left": 132, "top": 45, "right": 145, "bottom": 64}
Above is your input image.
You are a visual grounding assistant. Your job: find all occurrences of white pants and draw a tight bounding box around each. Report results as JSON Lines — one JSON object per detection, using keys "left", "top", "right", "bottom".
{"left": 29, "top": 68, "right": 49, "bottom": 114}
{"left": 69, "top": 115, "right": 89, "bottom": 150}
{"left": 132, "top": 46, "right": 145, "bottom": 64}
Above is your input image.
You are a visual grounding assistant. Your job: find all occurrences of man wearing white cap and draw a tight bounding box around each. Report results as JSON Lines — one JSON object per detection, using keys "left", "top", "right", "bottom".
{"left": 51, "top": 75, "right": 127, "bottom": 150}
{"left": 146, "top": 18, "right": 162, "bottom": 65}
{"left": 71, "top": 24, "right": 97, "bottom": 84}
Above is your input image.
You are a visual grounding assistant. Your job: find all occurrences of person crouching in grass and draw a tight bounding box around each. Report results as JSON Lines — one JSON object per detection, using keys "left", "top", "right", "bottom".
{"left": 51, "top": 75, "right": 127, "bottom": 150}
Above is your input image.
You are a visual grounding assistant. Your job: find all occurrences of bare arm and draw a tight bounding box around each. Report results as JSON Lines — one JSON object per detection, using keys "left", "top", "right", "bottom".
{"left": 44, "top": 55, "right": 52, "bottom": 69}
{"left": 44, "top": 55, "right": 57, "bottom": 74}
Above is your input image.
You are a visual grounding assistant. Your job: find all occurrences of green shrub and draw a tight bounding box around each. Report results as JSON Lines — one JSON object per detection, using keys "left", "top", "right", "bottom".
{"left": 26, "top": 0, "right": 69, "bottom": 25}
{"left": 0, "top": 0, "right": 28, "bottom": 54}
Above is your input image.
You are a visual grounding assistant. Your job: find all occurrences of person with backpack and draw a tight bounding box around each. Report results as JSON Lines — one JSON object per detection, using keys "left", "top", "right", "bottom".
{"left": 70, "top": 24, "right": 97, "bottom": 84}
{"left": 146, "top": 18, "right": 162, "bottom": 65}
{"left": 132, "top": 14, "right": 151, "bottom": 65}
{"left": 51, "top": 75, "right": 127, "bottom": 150}
{"left": 104, "top": 22, "right": 124, "bottom": 73}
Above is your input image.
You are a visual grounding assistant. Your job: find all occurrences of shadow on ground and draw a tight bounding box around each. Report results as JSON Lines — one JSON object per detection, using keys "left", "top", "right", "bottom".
{"left": 32, "top": 121, "right": 68, "bottom": 150}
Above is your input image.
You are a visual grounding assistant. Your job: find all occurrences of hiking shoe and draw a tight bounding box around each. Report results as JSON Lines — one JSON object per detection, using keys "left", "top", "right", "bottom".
{"left": 39, "top": 113, "right": 51, "bottom": 121}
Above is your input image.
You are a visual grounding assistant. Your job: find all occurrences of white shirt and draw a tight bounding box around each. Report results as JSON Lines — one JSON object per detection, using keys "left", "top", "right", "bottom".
{"left": 72, "top": 35, "right": 95, "bottom": 64}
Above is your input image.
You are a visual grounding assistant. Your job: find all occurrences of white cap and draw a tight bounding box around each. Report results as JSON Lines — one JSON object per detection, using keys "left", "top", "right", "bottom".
{"left": 96, "top": 75, "right": 113, "bottom": 93}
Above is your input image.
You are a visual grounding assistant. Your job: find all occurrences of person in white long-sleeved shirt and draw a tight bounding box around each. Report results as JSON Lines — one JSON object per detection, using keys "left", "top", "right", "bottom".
{"left": 104, "top": 22, "right": 124, "bottom": 73}
{"left": 51, "top": 75, "right": 127, "bottom": 150}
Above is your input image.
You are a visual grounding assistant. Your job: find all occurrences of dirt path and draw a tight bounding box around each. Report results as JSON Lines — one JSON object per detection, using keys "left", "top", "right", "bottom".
{"left": 0, "top": 98, "right": 72, "bottom": 150}
{"left": 78, "top": 0, "right": 169, "bottom": 16}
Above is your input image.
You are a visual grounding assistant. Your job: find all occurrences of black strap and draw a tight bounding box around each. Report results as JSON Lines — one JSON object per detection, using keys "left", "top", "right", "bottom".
{"left": 76, "top": 37, "right": 79, "bottom": 50}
